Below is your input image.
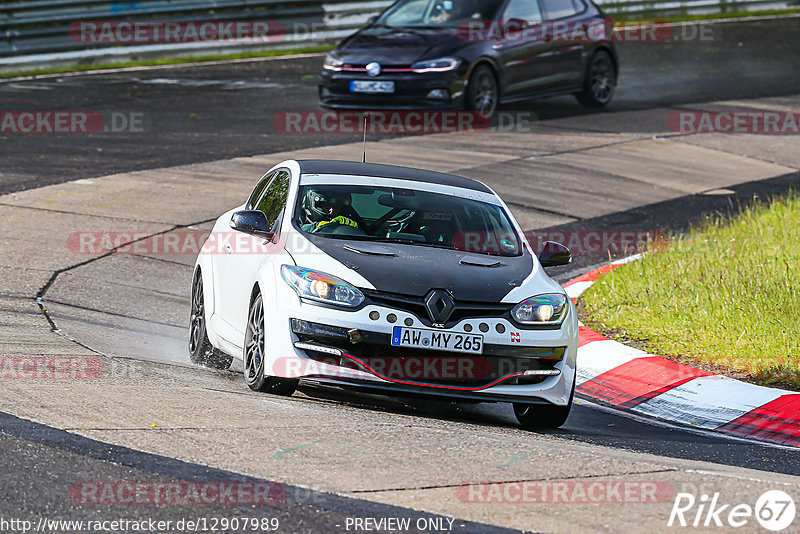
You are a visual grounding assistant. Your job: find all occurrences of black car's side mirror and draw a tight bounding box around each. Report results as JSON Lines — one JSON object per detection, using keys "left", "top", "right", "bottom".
{"left": 366, "top": 15, "right": 378, "bottom": 25}
{"left": 230, "top": 210, "right": 274, "bottom": 240}
{"left": 538, "top": 241, "right": 571, "bottom": 267}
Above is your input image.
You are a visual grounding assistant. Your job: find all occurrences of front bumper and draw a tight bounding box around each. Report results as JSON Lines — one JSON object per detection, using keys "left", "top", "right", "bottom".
{"left": 318, "top": 68, "right": 466, "bottom": 110}
{"left": 267, "top": 288, "right": 578, "bottom": 406}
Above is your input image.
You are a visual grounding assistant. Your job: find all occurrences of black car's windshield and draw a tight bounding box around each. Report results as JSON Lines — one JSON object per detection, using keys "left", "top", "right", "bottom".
{"left": 294, "top": 184, "right": 522, "bottom": 256}
{"left": 377, "top": 0, "right": 501, "bottom": 28}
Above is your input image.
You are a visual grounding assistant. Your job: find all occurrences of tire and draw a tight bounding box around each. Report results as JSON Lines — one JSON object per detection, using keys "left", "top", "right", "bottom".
{"left": 243, "top": 291, "right": 298, "bottom": 395}
{"left": 189, "top": 272, "right": 233, "bottom": 370}
{"left": 465, "top": 64, "right": 498, "bottom": 118}
{"left": 513, "top": 376, "right": 575, "bottom": 430}
{"left": 575, "top": 50, "right": 616, "bottom": 108}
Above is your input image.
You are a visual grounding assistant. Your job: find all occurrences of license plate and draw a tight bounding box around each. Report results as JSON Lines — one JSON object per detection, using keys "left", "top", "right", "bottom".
{"left": 391, "top": 326, "right": 483, "bottom": 354}
{"left": 350, "top": 80, "right": 395, "bottom": 93}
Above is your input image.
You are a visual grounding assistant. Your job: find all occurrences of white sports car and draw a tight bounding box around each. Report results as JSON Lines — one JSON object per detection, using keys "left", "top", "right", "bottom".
{"left": 190, "top": 159, "right": 578, "bottom": 428}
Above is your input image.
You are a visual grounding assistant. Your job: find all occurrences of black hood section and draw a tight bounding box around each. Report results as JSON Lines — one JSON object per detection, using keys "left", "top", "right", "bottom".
{"left": 337, "top": 26, "right": 465, "bottom": 66}
{"left": 306, "top": 235, "right": 533, "bottom": 302}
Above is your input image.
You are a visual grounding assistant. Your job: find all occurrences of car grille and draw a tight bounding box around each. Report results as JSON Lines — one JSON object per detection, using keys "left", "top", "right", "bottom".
{"left": 363, "top": 289, "right": 512, "bottom": 328}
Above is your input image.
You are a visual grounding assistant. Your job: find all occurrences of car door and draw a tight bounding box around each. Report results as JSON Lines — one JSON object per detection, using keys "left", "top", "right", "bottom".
{"left": 492, "top": 0, "right": 552, "bottom": 96}
{"left": 540, "top": 0, "right": 585, "bottom": 87}
{"left": 212, "top": 170, "right": 274, "bottom": 334}
{"left": 222, "top": 169, "right": 291, "bottom": 338}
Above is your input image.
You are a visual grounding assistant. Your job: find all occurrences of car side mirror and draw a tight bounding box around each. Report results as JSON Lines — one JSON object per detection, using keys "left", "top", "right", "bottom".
{"left": 538, "top": 241, "right": 571, "bottom": 267}
{"left": 366, "top": 15, "right": 378, "bottom": 25}
{"left": 230, "top": 210, "right": 274, "bottom": 240}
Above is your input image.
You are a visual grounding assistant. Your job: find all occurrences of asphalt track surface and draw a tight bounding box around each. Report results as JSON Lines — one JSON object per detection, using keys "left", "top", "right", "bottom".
{"left": 1, "top": 14, "right": 800, "bottom": 533}
{"left": 2, "top": 16, "right": 800, "bottom": 194}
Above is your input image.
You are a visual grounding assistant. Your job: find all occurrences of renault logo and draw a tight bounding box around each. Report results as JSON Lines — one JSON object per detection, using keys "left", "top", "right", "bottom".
{"left": 366, "top": 62, "right": 382, "bottom": 77}
{"left": 424, "top": 289, "right": 454, "bottom": 325}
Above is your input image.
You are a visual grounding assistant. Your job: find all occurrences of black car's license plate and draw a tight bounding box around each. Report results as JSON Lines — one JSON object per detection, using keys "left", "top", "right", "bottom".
{"left": 391, "top": 326, "right": 483, "bottom": 354}
{"left": 350, "top": 80, "right": 395, "bottom": 93}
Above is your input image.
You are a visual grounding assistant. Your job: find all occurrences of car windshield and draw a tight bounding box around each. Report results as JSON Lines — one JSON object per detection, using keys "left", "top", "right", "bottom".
{"left": 376, "top": 0, "right": 501, "bottom": 28}
{"left": 294, "top": 184, "right": 522, "bottom": 256}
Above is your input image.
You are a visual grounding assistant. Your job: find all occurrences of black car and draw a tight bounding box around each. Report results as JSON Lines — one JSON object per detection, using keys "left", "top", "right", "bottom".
{"left": 319, "top": 0, "right": 617, "bottom": 116}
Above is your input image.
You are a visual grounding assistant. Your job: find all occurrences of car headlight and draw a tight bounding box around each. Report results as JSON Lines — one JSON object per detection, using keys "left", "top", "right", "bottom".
{"left": 411, "top": 57, "right": 460, "bottom": 73}
{"left": 281, "top": 265, "right": 364, "bottom": 307}
{"left": 323, "top": 53, "right": 344, "bottom": 71}
{"left": 511, "top": 294, "right": 568, "bottom": 325}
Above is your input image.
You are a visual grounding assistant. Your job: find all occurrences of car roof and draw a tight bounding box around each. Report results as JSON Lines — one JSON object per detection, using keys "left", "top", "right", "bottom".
{"left": 296, "top": 160, "right": 492, "bottom": 194}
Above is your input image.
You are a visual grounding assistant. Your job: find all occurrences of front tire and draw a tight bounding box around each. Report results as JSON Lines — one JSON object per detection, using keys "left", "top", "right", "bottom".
{"left": 575, "top": 50, "right": 616, "bottom": 107}
{"left": 244, "top": 291, "right": 298, "bottom": 395}
{"left": 465, "top": 64, "right": 498, "bottom": 117}
{"left": 189, "top": 272, "right": 233, "bottom": 370}
{"left": 513, "top": 376, "right": 575, "bottom": 429}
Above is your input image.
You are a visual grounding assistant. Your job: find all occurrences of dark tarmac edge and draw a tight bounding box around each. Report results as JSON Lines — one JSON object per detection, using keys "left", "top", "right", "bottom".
{"left": 0, "top": 411, "right": 525, "bottom": 534}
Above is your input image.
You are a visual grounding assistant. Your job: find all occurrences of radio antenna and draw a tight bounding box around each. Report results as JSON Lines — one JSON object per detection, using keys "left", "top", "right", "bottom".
{"left": 362, "top": 115, "right": 367, "bottom": 163}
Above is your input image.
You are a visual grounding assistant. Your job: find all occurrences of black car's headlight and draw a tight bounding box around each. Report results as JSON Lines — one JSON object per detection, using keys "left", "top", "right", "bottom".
{"left": 411, "top": 57, "right": 460, "bottom": 73}
{"left": 281, "top": 265, "right": 364, "bottom": 307}
{"left": 323, "top": 53, "right": 344, "bottom": 71}
{"left": 511, "top": 294, "right": 568, "bottom": 325}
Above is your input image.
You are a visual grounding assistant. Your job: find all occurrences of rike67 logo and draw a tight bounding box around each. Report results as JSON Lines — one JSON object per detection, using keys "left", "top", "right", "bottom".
{"left": 668, "top": 490, "right": 796, "bottom": 531}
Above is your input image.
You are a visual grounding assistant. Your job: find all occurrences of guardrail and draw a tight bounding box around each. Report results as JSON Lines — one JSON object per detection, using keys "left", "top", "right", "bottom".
{"left": 0, "top": 0, "right": 797, "bottom": 69}
{"left": 0, "top": 0, "right": 389, "bottom": 57}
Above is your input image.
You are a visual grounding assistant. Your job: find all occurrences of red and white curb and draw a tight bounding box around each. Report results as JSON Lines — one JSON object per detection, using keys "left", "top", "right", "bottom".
{"left": 565, "top": 255, "right": 800, "bottom": 447}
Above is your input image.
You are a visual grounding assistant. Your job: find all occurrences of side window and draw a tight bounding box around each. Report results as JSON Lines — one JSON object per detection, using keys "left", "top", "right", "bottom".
{"left": 254, "top": 170, "right": 291, "bottom": 232}
{"left": 502, "top": 0, "right": 543, "bottom": 23}
{"left": 542, "top": 0, "right": 578, "bottom": 19}
{"left": 246, "top": 171, "right": 275, "bottom": 210}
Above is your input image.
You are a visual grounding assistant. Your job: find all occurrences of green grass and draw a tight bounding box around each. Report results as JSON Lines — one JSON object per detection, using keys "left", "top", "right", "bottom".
{"left": 608, "top": 7, "right": 800, "bottom": 21}
{"left": 581, "top": 194, "right": 800, "bottom": 389}
{"left": 0, "top": 45, "right": 332, "bottom": 79}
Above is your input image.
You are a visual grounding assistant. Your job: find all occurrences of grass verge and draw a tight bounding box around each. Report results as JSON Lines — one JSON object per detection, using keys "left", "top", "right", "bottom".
{"left": 611, "top": 7, "right": 800, "bottom": 21}
{"left": 0, "top": 44, "right": 332, "bottom": 79}
{"left": 581, "top": 194, "right": 800, "bottom": 389}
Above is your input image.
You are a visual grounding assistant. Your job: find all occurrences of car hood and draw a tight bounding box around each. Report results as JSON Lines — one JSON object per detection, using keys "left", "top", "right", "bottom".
{"left": 291, "top": 233, "right": 543, "bottom": 303}
{"left": 336, "top": 26, "right": 465, "bottom": 66}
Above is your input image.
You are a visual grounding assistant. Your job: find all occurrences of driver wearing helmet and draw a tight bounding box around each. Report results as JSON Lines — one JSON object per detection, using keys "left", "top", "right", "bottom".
{"left": 301, "top": 188, "right": 362, "bottom": 233}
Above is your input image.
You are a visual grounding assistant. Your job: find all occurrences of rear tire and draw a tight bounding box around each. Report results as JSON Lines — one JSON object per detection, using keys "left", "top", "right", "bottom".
{"left": 244, "top": 292, "right": 298, "bottom": 395}
{"left": 513, "top": 376, "right": 575, "bottom": 429}
{"left": 189, "top": 272, "right": 233, "bottom": 370}
{"left": 575, "top": 50, "right": 616, "bottom": 108}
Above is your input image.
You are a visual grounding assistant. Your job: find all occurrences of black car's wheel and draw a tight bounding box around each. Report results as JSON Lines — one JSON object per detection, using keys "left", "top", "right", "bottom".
{"left": 513, "top": 377, "right": 575, "bottom": 430}
{"left": 189, "top": 272, "right": 233, "bottom": 370}
{"left": 466, "top": 65, "right": 498, "bottom": 117}
{"left": 575, "top": 50, "right": 616, "bottom": 107}
{"left": 244, "top": 291, "right": 298, "bottom": 395}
